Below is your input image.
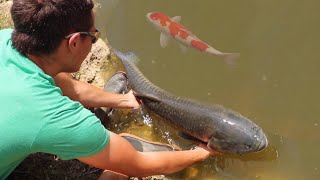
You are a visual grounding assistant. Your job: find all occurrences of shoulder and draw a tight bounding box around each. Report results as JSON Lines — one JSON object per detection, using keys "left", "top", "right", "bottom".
{"left": 0, "top": 29, "right": 13, "bottom": 46}
{"left": 0, "top": 29, "right": 14, "bottom": 61}
{"left": 0, "top": 29, "right": 13, "bottom": 40}
{"left": 31, "top": 92, "right": 110, "bottom": 160}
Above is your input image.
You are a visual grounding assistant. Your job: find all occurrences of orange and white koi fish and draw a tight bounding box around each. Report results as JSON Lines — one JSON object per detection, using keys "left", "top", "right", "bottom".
{"left": 146, "top": 12, "right": 240, "bottom": 64}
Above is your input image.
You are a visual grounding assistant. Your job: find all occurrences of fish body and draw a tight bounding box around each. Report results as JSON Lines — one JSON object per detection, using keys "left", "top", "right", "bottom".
{"left": 120, "top": 133, "right": 179, "bottom": 152}
{"left": 146, "top": 12, "right": 240, "bottom": 64}
{"left": 113, "top": 50, "right": 267, "bottom": 154}
{"left": 93, "top": 72, "right": 128, "bottom": 121}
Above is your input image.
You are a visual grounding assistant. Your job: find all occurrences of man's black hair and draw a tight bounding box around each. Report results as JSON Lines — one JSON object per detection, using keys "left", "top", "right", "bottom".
{"left": 11, "top": 0, "right": 94, "bottom": 56}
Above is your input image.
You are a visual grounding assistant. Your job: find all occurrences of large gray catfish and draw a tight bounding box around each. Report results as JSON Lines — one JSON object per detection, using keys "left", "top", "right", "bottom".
{"left": 113, "top": 49, "right": 268, "bottom": 154}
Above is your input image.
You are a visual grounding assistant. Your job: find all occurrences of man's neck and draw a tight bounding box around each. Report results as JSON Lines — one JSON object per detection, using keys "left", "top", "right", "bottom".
{"left": 26, "top": 43, "right": 70, "bottom": 77}
{"left": 27, "top": 54, "right": 60, "bottom": 77}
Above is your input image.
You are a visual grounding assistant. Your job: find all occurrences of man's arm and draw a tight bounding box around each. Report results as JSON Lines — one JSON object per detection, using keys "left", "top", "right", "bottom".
{"left": 78, "top": 132, "right": 218, "bottom": 177}
{"left": 54, "top": 72, "right": 139, "bottom": 108}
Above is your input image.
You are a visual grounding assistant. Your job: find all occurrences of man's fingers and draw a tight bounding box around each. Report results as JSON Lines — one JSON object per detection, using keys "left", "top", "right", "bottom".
{"left": 197, "top": 143, "right": 222, "bottom": 156}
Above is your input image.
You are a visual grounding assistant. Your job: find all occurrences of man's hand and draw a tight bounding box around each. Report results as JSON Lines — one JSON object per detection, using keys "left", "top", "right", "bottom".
{"left": 195, "top": 143, "right": 221, "bottom": 157}
{"left": 125, "top": 90, "right": 140, "bottom": 108}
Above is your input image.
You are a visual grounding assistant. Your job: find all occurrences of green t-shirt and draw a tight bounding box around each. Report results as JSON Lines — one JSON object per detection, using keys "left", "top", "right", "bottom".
{"left": 0, "top": 29, "right": 109, "bottom": 179}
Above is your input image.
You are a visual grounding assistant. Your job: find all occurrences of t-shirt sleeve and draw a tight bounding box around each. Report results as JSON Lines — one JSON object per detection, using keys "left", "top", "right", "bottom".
{"left": 30, "top": 84, "right": 109, "bottom": 160}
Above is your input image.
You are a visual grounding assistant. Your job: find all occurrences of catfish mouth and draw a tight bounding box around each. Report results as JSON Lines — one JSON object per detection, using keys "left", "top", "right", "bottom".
{"left": 257, "top": 133, "right": 268, "bottom": 151}
{"left": 254, "top": 130, "right": 268, "bottom": 152}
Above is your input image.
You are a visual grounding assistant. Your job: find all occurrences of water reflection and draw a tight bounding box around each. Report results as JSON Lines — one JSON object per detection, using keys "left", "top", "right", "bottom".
{"left": 96, "top": 0, "right": 320, "bottom": 179}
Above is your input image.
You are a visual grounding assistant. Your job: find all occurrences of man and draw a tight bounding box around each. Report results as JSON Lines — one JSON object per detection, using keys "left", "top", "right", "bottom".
{"left": 0, "top": 0, "right": 218, "bottom": 179}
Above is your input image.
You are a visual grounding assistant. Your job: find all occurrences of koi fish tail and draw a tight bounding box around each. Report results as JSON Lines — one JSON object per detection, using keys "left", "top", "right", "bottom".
{"left": 219, "top": 53, "right": 240, "bottom": 66}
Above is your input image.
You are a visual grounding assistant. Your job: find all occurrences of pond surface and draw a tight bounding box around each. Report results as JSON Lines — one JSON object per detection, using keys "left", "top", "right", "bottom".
{"left": 95, "top": 0, "right": 320, "bottom": 179}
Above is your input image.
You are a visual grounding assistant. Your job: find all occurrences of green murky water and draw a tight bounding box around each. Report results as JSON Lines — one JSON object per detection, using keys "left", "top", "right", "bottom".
{"left": 95, "top": 0, "right": 320, "bottom": 179}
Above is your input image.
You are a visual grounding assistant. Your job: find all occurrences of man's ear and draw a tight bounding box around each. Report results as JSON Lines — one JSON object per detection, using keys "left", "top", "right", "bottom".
{"left": 67, "top": 33, "right": 81, "bottom": 53}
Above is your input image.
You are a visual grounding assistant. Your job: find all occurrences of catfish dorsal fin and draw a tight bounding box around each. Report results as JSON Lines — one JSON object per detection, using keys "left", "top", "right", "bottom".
{"left": 112, "top": 48, "right": 140, "bottom": 64}
{"left": 171, "top": 16, "right": 181, "bottom": 22}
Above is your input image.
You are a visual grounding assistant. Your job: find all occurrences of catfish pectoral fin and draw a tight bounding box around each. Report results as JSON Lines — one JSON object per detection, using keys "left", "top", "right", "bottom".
{"left": 178, "top": 132, "right": 204, "bottom": 143}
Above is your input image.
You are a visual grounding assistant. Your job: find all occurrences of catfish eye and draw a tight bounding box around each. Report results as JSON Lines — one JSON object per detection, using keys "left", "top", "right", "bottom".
{"left": 245, "top": 144, "right": 252, "bottom": 149}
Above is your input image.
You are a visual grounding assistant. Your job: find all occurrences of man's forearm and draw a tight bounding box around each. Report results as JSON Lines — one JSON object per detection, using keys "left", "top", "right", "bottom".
{"left": 54, "top": 73, "right": 138, "bottom": 108}
{"left": 133, "top": 149, "right": 210, "bottom": 176}
{"left": 71, "top": 81, "right": 134, "bottom": 108}
{"left": 78, "top": 132, "right": 215, "bottom": 177}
